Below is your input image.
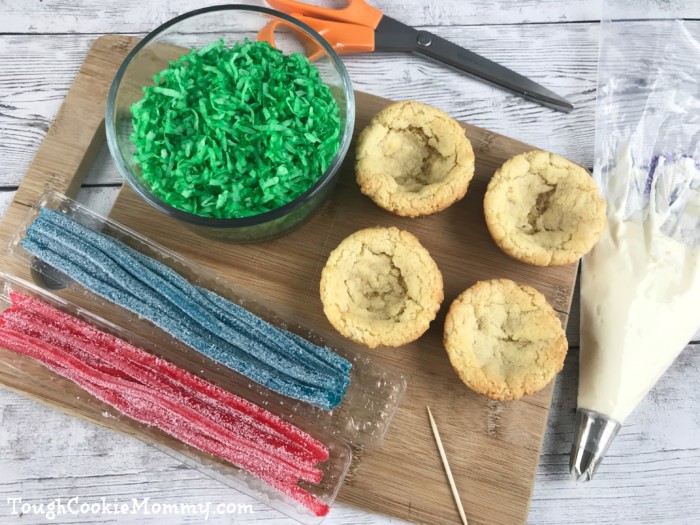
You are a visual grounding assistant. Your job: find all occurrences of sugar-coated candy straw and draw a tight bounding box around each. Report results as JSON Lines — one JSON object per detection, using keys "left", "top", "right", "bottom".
{"left": 9, "top": 290, "right": 328, "bottom": 461}
{"left": 0, "top": 328, "right": 309, "bottom": 498}
{"left": 25, "top": 233, "right": 333, "bottom": 406}
{"left": 0, "top": 292, "right": 332, "bottom": 516}
{"left": 21, "top": 207, "right": 351, "bottom": 410}
{"left": 2, "top": 309, "right": 323, "bottom": 482}
{"left": 26, "top": 215, "right": 336, "bottom": 390}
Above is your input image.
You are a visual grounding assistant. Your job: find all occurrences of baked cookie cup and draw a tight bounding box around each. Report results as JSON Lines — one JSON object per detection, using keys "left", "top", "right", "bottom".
{"left": 320, "top": 226, "right": 444, "bottom": 349}
{"left": 355, "top": 101, "right": 475, "bottom": 218}
{"left": 443, "top": 279, "right": 567, "bottom": 401}
{"left": 484, "top": 150, "right": 606, "bottom": 266}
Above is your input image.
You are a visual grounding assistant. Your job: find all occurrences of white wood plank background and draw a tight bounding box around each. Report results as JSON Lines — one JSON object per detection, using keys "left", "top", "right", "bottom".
{"left": 1, "top": 1, "right": 699, "bottom": 524}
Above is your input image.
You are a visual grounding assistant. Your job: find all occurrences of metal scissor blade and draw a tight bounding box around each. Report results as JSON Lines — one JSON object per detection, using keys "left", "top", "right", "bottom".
{"left": 374, "top": 16, "right": 574, "bottom": 113}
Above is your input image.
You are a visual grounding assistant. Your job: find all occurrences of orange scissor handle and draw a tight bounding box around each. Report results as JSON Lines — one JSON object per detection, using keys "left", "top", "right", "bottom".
{"left": 258, "top": 18, "right": 325, "bottom": 62}
{"left": 266, "top": 0, "right": 384, "bottom": 29}
{"left": 258, "top": 15, "right": 375, "bottom": 61}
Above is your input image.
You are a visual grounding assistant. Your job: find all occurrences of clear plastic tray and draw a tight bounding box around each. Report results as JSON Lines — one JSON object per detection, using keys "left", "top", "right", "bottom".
{"left": 8, "top": 192, "right": 406, "bottom": 451}
{"left": 0, "top": 271, "right": 351, "bottom": 524}
{"left": 3, "top": 191, "right": 409, "bottom": 521}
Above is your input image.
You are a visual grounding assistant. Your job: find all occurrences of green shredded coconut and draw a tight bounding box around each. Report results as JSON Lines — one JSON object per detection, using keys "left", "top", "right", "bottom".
{"left": 130, "top": 39, "right": 341, "bottom": 218}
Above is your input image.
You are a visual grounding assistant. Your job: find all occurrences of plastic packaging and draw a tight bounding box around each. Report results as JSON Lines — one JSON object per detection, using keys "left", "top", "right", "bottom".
{"left": 4, "top": 191, "right": 408, "bottom": 521}
{"left": 0, "top": 272, "right": 350, "bottom": 524}
{"left": 9, "top": 191, "right": 406, "bottom": 450}
{"left": 571, "top": 7, "right": 700, "bottom": 481}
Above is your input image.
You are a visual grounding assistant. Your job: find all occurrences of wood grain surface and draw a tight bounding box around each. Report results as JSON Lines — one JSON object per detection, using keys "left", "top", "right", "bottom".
{"left": 1, "top": 0, "right": 698, "bottom": 31}
{"left": 1, "top": 3, "right": 699, "bottom": 525}
{"left": 0, "top": 34, "right": 579, "bottom": 525}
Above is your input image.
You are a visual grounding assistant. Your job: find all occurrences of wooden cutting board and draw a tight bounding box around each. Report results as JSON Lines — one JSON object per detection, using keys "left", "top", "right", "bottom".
{"left": 0, "top": 36, "right": 577, "bottom": 525}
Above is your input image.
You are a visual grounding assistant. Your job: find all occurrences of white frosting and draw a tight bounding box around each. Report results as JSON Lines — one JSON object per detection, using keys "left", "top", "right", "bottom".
{"left": 578, "top": 150, "right": 700, "bottom": 423}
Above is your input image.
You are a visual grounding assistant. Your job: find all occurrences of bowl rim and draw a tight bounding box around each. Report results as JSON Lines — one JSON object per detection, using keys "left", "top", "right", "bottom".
{"left": 105, "top": 4, "right": 355, "bottom": 229}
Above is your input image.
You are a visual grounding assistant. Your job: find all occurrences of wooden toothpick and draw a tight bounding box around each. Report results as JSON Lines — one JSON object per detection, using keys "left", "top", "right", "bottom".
{"left": 426, "top": 406, "right": 469, "bottom": 525}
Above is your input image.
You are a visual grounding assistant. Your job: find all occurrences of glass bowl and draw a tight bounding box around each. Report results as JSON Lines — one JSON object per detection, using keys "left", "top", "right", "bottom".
{"left": 106, "top": 4, "right": 355, "bottom": 243}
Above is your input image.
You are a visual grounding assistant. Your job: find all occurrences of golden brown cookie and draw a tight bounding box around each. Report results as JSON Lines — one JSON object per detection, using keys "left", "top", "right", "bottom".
{"left": 443, "top": 279, "right": 567, "bottom": 401}
{"left": 483, "top": 150, "right": 606, "bottom": 266}
{"left": 355, "top": 101, "right": 475, "bottom": 217}
{"left": 320, "top": 226, "right": 444, "bottom": 348}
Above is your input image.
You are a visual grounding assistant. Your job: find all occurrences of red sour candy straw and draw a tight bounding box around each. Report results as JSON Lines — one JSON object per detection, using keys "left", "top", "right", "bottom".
{"left": 107, "top": 388, "right": 329, "bottom": 517}
{"left": 0, "top": 327, "right": 306, "bottom": 482}
{"left": 1, "top": 309, "right": 323, "bottom": 481}
{"left": 0, "top": 293, "right": 333, "bottom": 517}
{"left": 0, "top": 327, "right": 329, "bottom": 516}
{"left": 8, "top": 291, "right": 328, "bottom": 461}
{"left": 108, "top": 388, "right": 330, "bottom": 517}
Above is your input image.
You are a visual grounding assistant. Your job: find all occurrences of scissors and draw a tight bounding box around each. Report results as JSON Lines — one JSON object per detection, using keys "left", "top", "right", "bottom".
{"left": 259, "top": 0, "right": 574, "bottom": 113}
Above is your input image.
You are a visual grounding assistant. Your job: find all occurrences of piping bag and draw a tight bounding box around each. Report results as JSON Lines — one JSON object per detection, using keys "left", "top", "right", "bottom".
{"left": 570, "top": 8, "right": 700, "bottom": 482}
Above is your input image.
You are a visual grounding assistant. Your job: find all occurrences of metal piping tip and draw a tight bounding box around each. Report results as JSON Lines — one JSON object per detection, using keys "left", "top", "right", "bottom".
{"left": 569, "top": 408, "right": 621, "bottom": 482}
